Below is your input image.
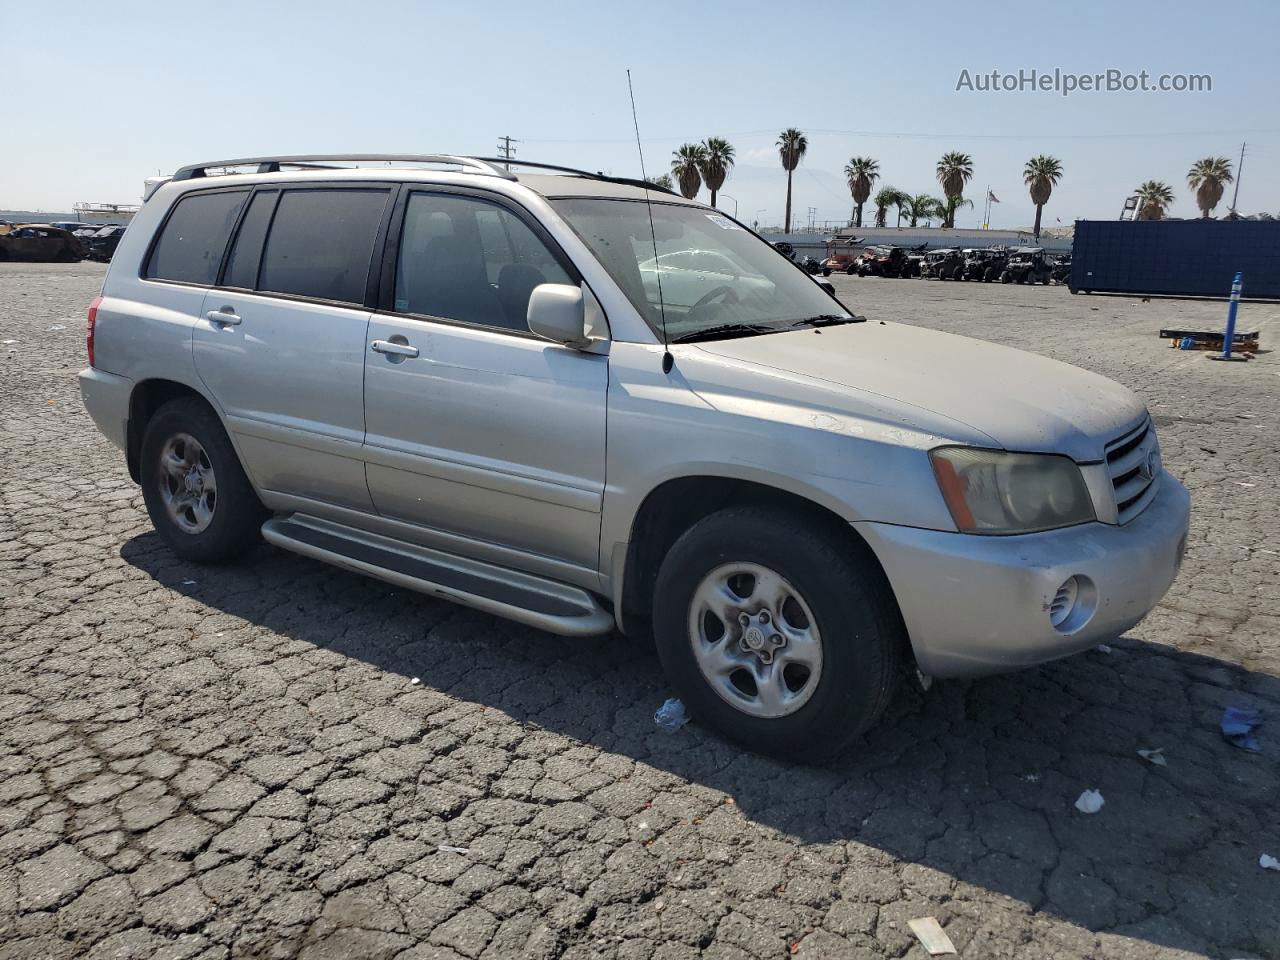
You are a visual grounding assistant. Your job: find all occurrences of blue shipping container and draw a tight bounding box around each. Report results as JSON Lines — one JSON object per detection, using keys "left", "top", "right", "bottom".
{"left": 1071, "top": 219, "right": 1280, "bottom": 298}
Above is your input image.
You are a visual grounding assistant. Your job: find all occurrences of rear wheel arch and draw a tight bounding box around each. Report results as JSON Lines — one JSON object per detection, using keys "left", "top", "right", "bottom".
{"left": 619, "top": 475, "right": 902, "bottom": 634}
{"left": 126, "top": 379, "right": 220, "bottom": 483}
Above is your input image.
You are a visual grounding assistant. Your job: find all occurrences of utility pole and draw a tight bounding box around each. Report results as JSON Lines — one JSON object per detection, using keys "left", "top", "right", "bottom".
{"left": 496, "top": 135, "right": 519, "bottom": 170}
{"left": 1228, "top": 142, "right": 1246, "bottom": 216}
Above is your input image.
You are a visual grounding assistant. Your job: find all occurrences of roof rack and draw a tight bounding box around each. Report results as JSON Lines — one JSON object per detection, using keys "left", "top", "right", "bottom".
{"left": 468, "top": 158, "right": 679, "bottom": 196}
{"left": 171, "top": 155, "right": 518, "bottom": 182}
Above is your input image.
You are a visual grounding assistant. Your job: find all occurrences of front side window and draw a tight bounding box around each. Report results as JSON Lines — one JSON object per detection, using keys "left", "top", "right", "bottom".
{"left": 257, "top": 189, "right": 389, "bottom": 304}
{"left": 395, "top": 192, "right": 573, "bottom": 332}
{"left": 550, "top": 198, "right": 848, "bottom": 341}
{"left": 146, "top": 190, "right": 248, "bottom": 285}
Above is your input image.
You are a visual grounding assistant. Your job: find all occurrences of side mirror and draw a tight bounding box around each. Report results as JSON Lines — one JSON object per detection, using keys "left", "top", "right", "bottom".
{"left": 528, "top": 283, "right": 590, "bottom": 348}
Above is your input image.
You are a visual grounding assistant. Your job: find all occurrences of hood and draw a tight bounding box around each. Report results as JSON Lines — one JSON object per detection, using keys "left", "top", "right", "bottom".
{"left": 688, "top": 321, "right": 1146, "bottom": 462}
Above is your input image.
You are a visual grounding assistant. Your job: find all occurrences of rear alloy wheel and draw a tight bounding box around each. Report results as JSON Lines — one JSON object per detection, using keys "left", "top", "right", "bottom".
{"left": 653, "top": 507, "right": 904, "bottom": 760}
{"left": 140, "top": 398, "right": 266, "bottom": 563}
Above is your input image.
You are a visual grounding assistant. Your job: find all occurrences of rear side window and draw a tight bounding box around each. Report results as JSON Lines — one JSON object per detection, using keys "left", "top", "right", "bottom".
{"left": 257, "top": 189, "right": 389, "bottom": 304}
{"left": 223, "top": 190, "right": 278, "bottom": 290}
{"left": 146, "top": 190, "right": 248, "bottom": 284}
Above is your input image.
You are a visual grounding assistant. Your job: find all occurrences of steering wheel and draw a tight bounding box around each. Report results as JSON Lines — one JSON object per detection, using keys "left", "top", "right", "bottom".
{"left": 690, "top": 285, "right": 740, "bottom": 312}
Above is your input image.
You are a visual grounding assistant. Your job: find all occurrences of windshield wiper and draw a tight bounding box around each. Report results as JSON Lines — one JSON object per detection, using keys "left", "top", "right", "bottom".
{"left": 671, "top": 322, "right": 779, "bottom": 344}
{"left": 791, "top": 314, "right": 865, "bottom": 328}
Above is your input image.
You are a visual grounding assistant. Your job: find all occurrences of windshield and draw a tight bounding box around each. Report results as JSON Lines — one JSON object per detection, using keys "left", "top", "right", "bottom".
{"left": 550, "top": 198, "right": 850, "bottom": 340}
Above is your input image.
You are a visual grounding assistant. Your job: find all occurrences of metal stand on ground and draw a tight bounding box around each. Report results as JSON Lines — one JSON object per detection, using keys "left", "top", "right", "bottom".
{"left": 1208, "top": 272, "right": 1249, "bottom": 362}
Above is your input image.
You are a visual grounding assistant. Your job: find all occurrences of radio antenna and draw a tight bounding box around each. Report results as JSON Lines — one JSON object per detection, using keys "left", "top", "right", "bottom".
{"left": 626, "top": 69, "right": 673, "bottom": 374}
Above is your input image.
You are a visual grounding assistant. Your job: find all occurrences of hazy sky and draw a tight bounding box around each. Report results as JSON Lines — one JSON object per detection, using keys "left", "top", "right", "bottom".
{"left": 5, "top": 0, "right": 1278, "bottom": 230}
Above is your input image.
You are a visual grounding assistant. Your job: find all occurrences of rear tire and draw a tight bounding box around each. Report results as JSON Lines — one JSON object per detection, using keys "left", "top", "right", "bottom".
{"left": 140, "top": 398, "right": 266, "bottom": 563}
{"left": 652, "top": 507, "right": 904, "bottom": 761}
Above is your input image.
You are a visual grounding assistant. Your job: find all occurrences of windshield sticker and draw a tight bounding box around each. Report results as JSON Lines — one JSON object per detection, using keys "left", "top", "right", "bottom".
{"left": 705, "top": 214, "right": 741, "bottom": 231}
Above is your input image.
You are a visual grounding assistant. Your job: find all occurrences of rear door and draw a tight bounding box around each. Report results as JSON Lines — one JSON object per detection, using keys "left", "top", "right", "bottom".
{"left": 192, "top": 184, "right": 395, "bottom": 512}
{"left": 361, "top": 187, "right": 608, "bottom": 571}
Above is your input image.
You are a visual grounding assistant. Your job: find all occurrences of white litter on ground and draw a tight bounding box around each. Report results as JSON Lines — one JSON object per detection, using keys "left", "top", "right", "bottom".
{"left": 438, "top": 844, "right": 470, "bottom": 855}
{"left": 1261, "top": 854, "right": 1280, "bottom": 871}
{"left": 1137, "top": 748, "right": 1168, "bottom": 766}
{"left": 654, "top": 698, "right": 689, "bottom": 733}
{"left": 1074, "top": 789, "right": 1105, "bottom": 814}
{"left": 907, "top": 916, "right": 957, "bottom": 955}
{"left": 410, "top": 677, "right": 421, "bottom": 685}
{"left": 1094, "top": 644, "right": 1113, "bottom": 654}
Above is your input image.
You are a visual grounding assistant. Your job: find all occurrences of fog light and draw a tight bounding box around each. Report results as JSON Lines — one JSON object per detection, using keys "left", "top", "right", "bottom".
{"left": 1048, "top": 575, "right": 1097, "bottom": 634}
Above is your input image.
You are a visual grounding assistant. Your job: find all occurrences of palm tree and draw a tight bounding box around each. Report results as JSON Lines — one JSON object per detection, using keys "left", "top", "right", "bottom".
{"left": 906, "top": 194, "right": 936, "bottom": 227}
{"left": 890, "top": 189, "right": 910, "bottom": 227}
{"left": 936, "top": 151, "right": 974, "bottom": 227}
{"left": 1023, "top": 155, "right": 1064, "bottom": 240}
{"left": 697, "top": 137, "right": 735, "bottom": 208}
{"left": 1134, "top": 180, "right": 1175, "bottom": 220}
{"left": 870, "top": 188, "right": 891, "bottom": 227}
{"left": 1187, "top": 157, "right": 1233, "bottom": 218}
{"left": 671, "top": 144, "right": 707, "bottom": 200}
{"left": 777, "top": 128, "right": 807, "bottom": 234}
{"left": 645, "top": 173, "right": 673, "bottom": 191}
{"left": 843, "top": 157, "right": 879, "bottom": 227}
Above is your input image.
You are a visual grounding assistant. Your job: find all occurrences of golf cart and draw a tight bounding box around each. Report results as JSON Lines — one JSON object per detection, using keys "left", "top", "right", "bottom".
{"left": 1001, "top": 247, "right": 1052, "bottom": 284}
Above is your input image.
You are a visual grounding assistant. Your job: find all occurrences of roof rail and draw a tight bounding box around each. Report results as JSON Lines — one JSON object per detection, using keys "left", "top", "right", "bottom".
{"left": 467, "top": 158, "right": 679, "bottom": 196}
{"left": 171, "top": 155, "right": 518, "bottom": 182}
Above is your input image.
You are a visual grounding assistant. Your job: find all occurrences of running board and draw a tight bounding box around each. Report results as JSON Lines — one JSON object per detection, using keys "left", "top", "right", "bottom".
{"left": 261, "top": 515, "right": 614, "bottom": 637}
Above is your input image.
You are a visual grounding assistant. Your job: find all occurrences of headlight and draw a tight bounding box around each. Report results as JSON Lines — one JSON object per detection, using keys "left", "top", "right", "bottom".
{"left": 929, "top": 447, "right": 1095, "bottom": 534}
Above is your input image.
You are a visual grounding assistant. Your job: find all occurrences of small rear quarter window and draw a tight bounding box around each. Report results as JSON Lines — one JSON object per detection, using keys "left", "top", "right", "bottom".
{"left": 146, "top": 190, "right": 248, "bottom": 285}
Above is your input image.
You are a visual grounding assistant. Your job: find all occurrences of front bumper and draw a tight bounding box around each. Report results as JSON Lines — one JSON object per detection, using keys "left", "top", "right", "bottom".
{"left": 854, "top": 472, "right": 1190, "bottom": 678}
{"left": 78, "top": 367, "right": 133, "bottom": 452}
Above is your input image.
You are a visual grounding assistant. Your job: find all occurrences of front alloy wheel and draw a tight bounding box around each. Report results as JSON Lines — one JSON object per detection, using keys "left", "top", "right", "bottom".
{"left": 689, "top": 562, "right": 822, "bottom": 718}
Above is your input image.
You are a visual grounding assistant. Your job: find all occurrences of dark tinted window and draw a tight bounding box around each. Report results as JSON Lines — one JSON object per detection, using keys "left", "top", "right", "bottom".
{"left": 395, "top": 193, "right": 572, "bottom": 331}
{"left": 146, "top": 190, "right": 248, "bottom": 284}
{"left": 258, "top": 189, "right": 388, "bottom": 304}
{"left": 223, "top": 191, "right": 278, "bottom": 289}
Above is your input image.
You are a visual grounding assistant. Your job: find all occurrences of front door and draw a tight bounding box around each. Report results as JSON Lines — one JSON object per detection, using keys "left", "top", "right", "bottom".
{"left": 362, "top": 188, "right": 608, "bottom": 572}
{"left": 192, "top": 185, "right": 394, "bottom": 512}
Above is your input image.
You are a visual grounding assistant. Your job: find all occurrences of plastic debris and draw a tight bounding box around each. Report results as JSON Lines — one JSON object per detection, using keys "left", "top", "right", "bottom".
{"left": 48, "top": 324, "right": 65, "bottom": 331}
{"left": 437, "top": 844, "right": 469, "bottom": 855}
{"left": 1221, "top": 707, "right": 1262, "bottom": 752}
{"left": 1137, "top": 748, "right": 1167, "bottom": 766}
{"left": 410, "top": 677, "right": 421, "bottom": 685}
{"left": 1074, "top": 789, "right": 1105, "bottom": 814}
{"left": 654, "top": 698, "right": 689, "bottom": 733}
{"left": 907, "top": 917, "right": 956, "bottom": 955}
{"left": 181, "top": 579, "right": 197, "bottom": 586}
{"left": 1, "top": 339, "right": 17, "bottom": 345}
{"left": 1261, "top": 854, "right": 1280, "bottom": 871}
{"left": 1094, "top": 644, "right": 1113, "bottom": 654}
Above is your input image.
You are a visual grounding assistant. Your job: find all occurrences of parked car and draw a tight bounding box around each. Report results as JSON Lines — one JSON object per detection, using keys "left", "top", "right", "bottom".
{"left": 50, "top": 221, "right": 97, "bottom": 233}
{"left": 80, "top": 154, "right": 1189, "bottom": 760}
{"left": 820, "top": 232, "right": 863, "bottom": 275}
{"left": 961, "top": 248, "right": 1009, "bottom": 282}
{"left": 1050, "top": 254, "right": 1072, "bottom": 284}
{"left": 1002, "top": 247, "right": 1052, "bottom": 284}
{"left": 857, "top": 245, "right": 908, "bottom": 278}
{"left": 85, "top": 224, "right": 128, "bottom": 262}
{"left": 0, "top": 224, "right": 84, "bottom": 262}
{"left": 919, "top": 248, "right": 963, "bottom": 280}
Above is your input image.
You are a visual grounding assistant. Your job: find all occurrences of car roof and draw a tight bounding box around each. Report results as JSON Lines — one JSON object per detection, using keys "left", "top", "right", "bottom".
{"left": 161, "top": 156, "right": 692, "bottom": 206}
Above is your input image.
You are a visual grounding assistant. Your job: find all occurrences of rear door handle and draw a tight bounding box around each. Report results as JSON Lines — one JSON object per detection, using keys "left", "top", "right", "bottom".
{"left": 371, "top": 339, "right": 419, "bottom": 358}
{"left": 206, "top": 308, "right": 242, "bottom": 326}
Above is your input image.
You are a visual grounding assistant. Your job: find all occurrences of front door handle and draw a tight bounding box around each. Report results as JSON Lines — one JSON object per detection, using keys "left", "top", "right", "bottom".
{"left": 206, "top": 307, "right": 242, "bottom": 326}
{"left": 371, "top": 339, "right": 419, "bottom": 358}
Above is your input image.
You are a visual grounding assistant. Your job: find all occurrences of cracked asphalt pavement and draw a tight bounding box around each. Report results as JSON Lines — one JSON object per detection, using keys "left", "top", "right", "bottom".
{"left": 2, "top": 261, "right": 1278, "bottom": 959}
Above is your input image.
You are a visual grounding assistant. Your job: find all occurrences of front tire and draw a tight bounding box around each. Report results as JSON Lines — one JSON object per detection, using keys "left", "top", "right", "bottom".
{"left": 140, "top": 398, "right": 266, "bottom": 563}
{"left": 652, "top": 507, "right": 904, "bottom": 761}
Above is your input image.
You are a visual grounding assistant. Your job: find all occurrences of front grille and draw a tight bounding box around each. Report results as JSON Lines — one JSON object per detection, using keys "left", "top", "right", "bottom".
{"left": 1105, "top": 417, "right": 1159, "bottom": 523}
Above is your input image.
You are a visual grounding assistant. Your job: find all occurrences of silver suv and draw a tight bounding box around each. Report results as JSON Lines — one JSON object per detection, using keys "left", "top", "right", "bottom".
{"left": 80, "top": 154, "right": 1190, "bottom": 759}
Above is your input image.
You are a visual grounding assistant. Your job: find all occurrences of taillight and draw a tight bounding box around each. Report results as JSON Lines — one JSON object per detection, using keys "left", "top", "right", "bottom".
{"left": 87, "top": 295, "right": 102, "bottom": 368}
